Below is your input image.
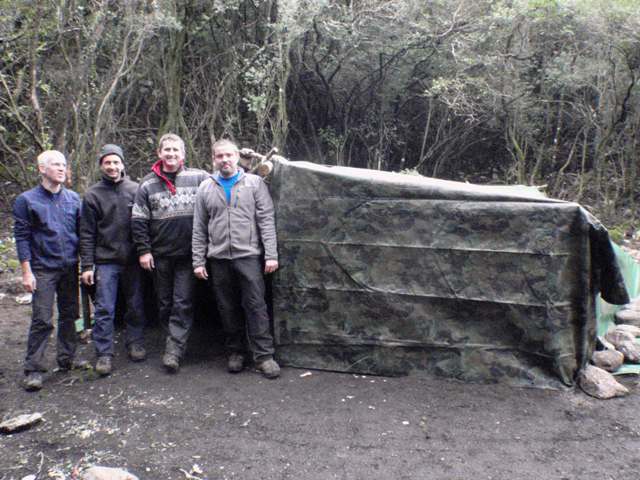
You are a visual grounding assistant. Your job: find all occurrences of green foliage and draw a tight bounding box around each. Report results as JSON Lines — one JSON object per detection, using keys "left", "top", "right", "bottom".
{"left": 0, "top": 0, "right": 638, "bottom": 224}
{"left": 608, "top": 225, "right": 631, "bottom": 245}
{"left": 0, "top": 236, "right": 18, "bottom": 273}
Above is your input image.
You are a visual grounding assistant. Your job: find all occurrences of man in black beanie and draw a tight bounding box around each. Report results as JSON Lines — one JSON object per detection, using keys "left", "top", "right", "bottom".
{"left": 79, "top": 144, "right": 147, "bottom": 375}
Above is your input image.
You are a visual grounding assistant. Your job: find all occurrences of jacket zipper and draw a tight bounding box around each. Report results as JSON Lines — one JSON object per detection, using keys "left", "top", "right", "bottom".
{"left": 229, "top": 178, "right": 243, "bottom": 257}
{"left": 56, "top": 192, "right": 68, "bottom": 267}
{"left": 227, "top": 206, "right": 232, "bottom": 258}
{"left": 217, "top": 175, "right": 241, "bottom": 259}
{"left": 217, "top": 181, "right": 232, "bottom": 258}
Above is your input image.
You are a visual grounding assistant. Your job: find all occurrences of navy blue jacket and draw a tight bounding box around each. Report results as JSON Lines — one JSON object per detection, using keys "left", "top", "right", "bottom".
{"left": 13, "top": 185, "right": 81, "bottom": 270}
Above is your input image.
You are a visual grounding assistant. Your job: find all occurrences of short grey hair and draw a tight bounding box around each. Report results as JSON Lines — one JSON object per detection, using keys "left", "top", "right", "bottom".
{"left": 37, "top": 150, "right": 66, "bottom": 168}
{"left": 212, "top": 139, "right": 239, "bottom": 154}
{"left": 158, "top": 133, "right": 186, "bottom": 157}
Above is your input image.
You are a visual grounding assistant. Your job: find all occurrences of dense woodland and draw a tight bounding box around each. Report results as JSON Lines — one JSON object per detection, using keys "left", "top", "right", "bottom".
{"left": 1, "top": 0, "right": 639, "bottom": 227}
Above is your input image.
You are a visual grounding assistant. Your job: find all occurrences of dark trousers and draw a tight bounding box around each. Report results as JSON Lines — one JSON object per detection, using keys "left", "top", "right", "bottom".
{"left": 153, "top": 256, "right": 195, "bottom": 356}
{"left": 92, "top": 263, "right": 146, "bottom": 356}
{"left": 209, "top": 256, "right": 274, "bottom": 362}
{"left": 24, "top": 265, "right": 79, "bottom": 373}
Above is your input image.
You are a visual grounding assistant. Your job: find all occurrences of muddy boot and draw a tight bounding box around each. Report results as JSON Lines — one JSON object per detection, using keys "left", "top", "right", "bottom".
{"left": 227, "top": 353, "right": 245, "bottom": 373}
{"left": 95, "top": 356, "right": 112, "bottom": 376}
{"left": 58, "top": 357, "right": 90, "bottom": 371}
{"left": 162, "top": 353, "right": 179, "bottom": 373}
{"left": 163, "top": 339, "right": 181, "bottom": 373}
{"left": 23, "top": 372, "right": 43, "bottom": 392}
{"left": 128, "top": 344, "right": 147, "bottom": 362}
{"left": 256, "top": 358, "right": 280, "bottom": 379}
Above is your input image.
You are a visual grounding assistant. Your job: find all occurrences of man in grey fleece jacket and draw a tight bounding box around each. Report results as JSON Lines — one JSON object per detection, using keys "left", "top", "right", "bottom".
{"left": 192, "top": 139, "right": 280, "bottom": 379}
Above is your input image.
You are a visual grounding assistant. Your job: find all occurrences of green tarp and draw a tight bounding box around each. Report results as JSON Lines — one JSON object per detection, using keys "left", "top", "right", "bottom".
{"left": 269, "top": 159, "right": 629, "bottom": 389}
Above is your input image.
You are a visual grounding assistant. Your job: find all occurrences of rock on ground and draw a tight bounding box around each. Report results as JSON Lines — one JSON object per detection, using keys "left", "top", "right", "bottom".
{"left": 81, "top": 466, "right": 139, "bottom": 480}
{"left": 616, "top": 341, "right": 640, "bottom": 363}
{"left": 0, "top": 413, "right": 43, "bottom": 434}
{"left": 615, "top": 309, "right": 640, "bottom": 325}
{"left": 605, "top": 329, "right": 635, "bottom": 347}
{"left": 615, "top": 324, "right": 640, "bottom": 337}
{"left": 627, "top": 296, "right": 640, "bottom": 311}
{"left": 591, "top": 349, "right": 624, "bottom": 372}
{"left": 578, "top": 365, "right": 629, "bottom": 399}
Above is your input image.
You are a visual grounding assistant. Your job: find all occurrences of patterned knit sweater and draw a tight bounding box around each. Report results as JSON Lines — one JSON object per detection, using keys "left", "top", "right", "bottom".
{"left": 131, "top": 166, "right": 209, "bottom": 258}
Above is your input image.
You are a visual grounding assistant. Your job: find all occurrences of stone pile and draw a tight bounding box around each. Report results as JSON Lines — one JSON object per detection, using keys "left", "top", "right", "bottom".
{"left": 579, "top": 296, "right": 640, "bottom": 399}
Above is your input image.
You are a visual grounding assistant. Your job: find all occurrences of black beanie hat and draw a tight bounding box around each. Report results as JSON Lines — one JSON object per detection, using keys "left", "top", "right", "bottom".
{"left": 97, "top": 144, "right": 125, "bottom": 166}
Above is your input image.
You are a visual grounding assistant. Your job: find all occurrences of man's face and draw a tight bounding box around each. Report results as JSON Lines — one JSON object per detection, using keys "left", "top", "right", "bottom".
{"left": 158, "top": 140, "right": 184, "bottom": 173}
{"left": 213, "top": 144, "right": 239, "bottom": 178}
{"left": 100, "top": 154, "right": 124, "bottom": 181}
{"left": 39, "top": 156, "right": 67, "bottom": 186}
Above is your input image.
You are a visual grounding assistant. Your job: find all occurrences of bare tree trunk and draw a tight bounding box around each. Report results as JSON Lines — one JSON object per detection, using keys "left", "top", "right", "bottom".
{"left": 161, "top": 2, "right": 191, "bottom": 154}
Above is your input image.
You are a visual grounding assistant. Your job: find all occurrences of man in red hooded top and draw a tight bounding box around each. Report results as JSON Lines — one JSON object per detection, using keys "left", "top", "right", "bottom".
{"left": 131, "top": 133, "right": 208, "bottom": 373}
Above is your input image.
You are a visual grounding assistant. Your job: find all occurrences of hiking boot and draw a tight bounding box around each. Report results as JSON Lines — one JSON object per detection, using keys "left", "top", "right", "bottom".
{"left": 256, "top": 358, "right": 280, "bottom": 379}
{"left": 58, "top": 357, "right": 90, "bottom": 371}
{"left": 227, "top": 353, "right": 245, "bottom": 373}
{"left": 23, "top": 372, "right": 43, "bottom": 392}
{"left": 128, "top": 344, "right": 147, "bottom": 362}
{"left": 163, "top": 353, "right": 180, "bottom": 373}
{"left": 95, "top": 356, "right": 112, "bottom": 376}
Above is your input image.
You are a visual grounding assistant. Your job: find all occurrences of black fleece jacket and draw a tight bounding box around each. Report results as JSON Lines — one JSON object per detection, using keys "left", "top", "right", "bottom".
{"left": 79, "top": 174, "right": 139, "bottom": 272}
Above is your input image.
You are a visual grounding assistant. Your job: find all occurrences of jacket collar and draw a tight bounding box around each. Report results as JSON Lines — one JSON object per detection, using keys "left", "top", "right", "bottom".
{"left": 212, "top": 169, "right": 243, "bottom": 184}
{"left": 152, "top": 160, "right": 182, "bottom": 195}
{"left": 100, "top": 171, "right": 126, "bottom": 185}
{"left": 38, "top": 183, "right": 64, "bottom": 196}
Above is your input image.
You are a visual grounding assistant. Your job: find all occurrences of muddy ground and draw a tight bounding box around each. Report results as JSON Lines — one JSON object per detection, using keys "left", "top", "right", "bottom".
{"left": 1, "top": 296, "right": 640, "bottom": 480}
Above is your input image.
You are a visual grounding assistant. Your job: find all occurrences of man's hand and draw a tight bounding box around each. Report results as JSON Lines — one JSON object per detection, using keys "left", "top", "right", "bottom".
{"left": 22, "top": 271, "right": 36, "bottom": 293}
{"left": 139, "top": 252, "right": 155, "bottom": 271}
{"left": 81, "top": 270, "right": 94, "bottom": 286}
{"left": 194, "top": 266, "right": 208, "bottom": 280}
{"left": 264, "top": 259, "right": 279, "bottom": 274}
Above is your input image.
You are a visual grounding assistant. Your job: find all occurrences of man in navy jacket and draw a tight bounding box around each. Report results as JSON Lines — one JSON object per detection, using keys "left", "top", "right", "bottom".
{"left": 13, "top": 150, "right": 83, "bottom": 391}
{"left": 80, "top": 144, "right": 147, "bottom": 376}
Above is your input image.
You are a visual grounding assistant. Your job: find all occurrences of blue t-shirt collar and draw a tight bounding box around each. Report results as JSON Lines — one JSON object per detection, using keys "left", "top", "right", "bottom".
{"left": 215, "top": 170, "right": 242, "bottom": 204}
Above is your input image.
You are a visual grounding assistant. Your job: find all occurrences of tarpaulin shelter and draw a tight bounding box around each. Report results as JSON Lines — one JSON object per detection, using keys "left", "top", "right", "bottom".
{"left": 268, "top": 159, "right": 629, "bottom": 389}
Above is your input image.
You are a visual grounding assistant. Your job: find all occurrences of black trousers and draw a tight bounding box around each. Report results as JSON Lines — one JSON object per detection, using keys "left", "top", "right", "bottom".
{"left": 153, "top": 256, "right": 195, "bottom": 356}
{"left": 209, "top": 256, "right": 275, "bottom": 362}
{"left": 24, "top": 266, "right": 79, "bottom": 373}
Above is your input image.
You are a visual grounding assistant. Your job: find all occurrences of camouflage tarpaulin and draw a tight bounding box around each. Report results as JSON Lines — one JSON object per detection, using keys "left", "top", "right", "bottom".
{"left": 269, "top": 159, "right": 629, "bottom": 389}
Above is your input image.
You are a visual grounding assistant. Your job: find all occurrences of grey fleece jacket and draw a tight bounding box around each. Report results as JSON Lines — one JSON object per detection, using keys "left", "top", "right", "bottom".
{"left": 192, "top": 170, "right": 278, "bottom": 268}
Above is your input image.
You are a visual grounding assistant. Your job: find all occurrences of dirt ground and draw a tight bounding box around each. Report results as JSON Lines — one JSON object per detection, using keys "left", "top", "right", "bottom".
{"left": 1, "top": 296, "right": 640, "bottom": 480}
